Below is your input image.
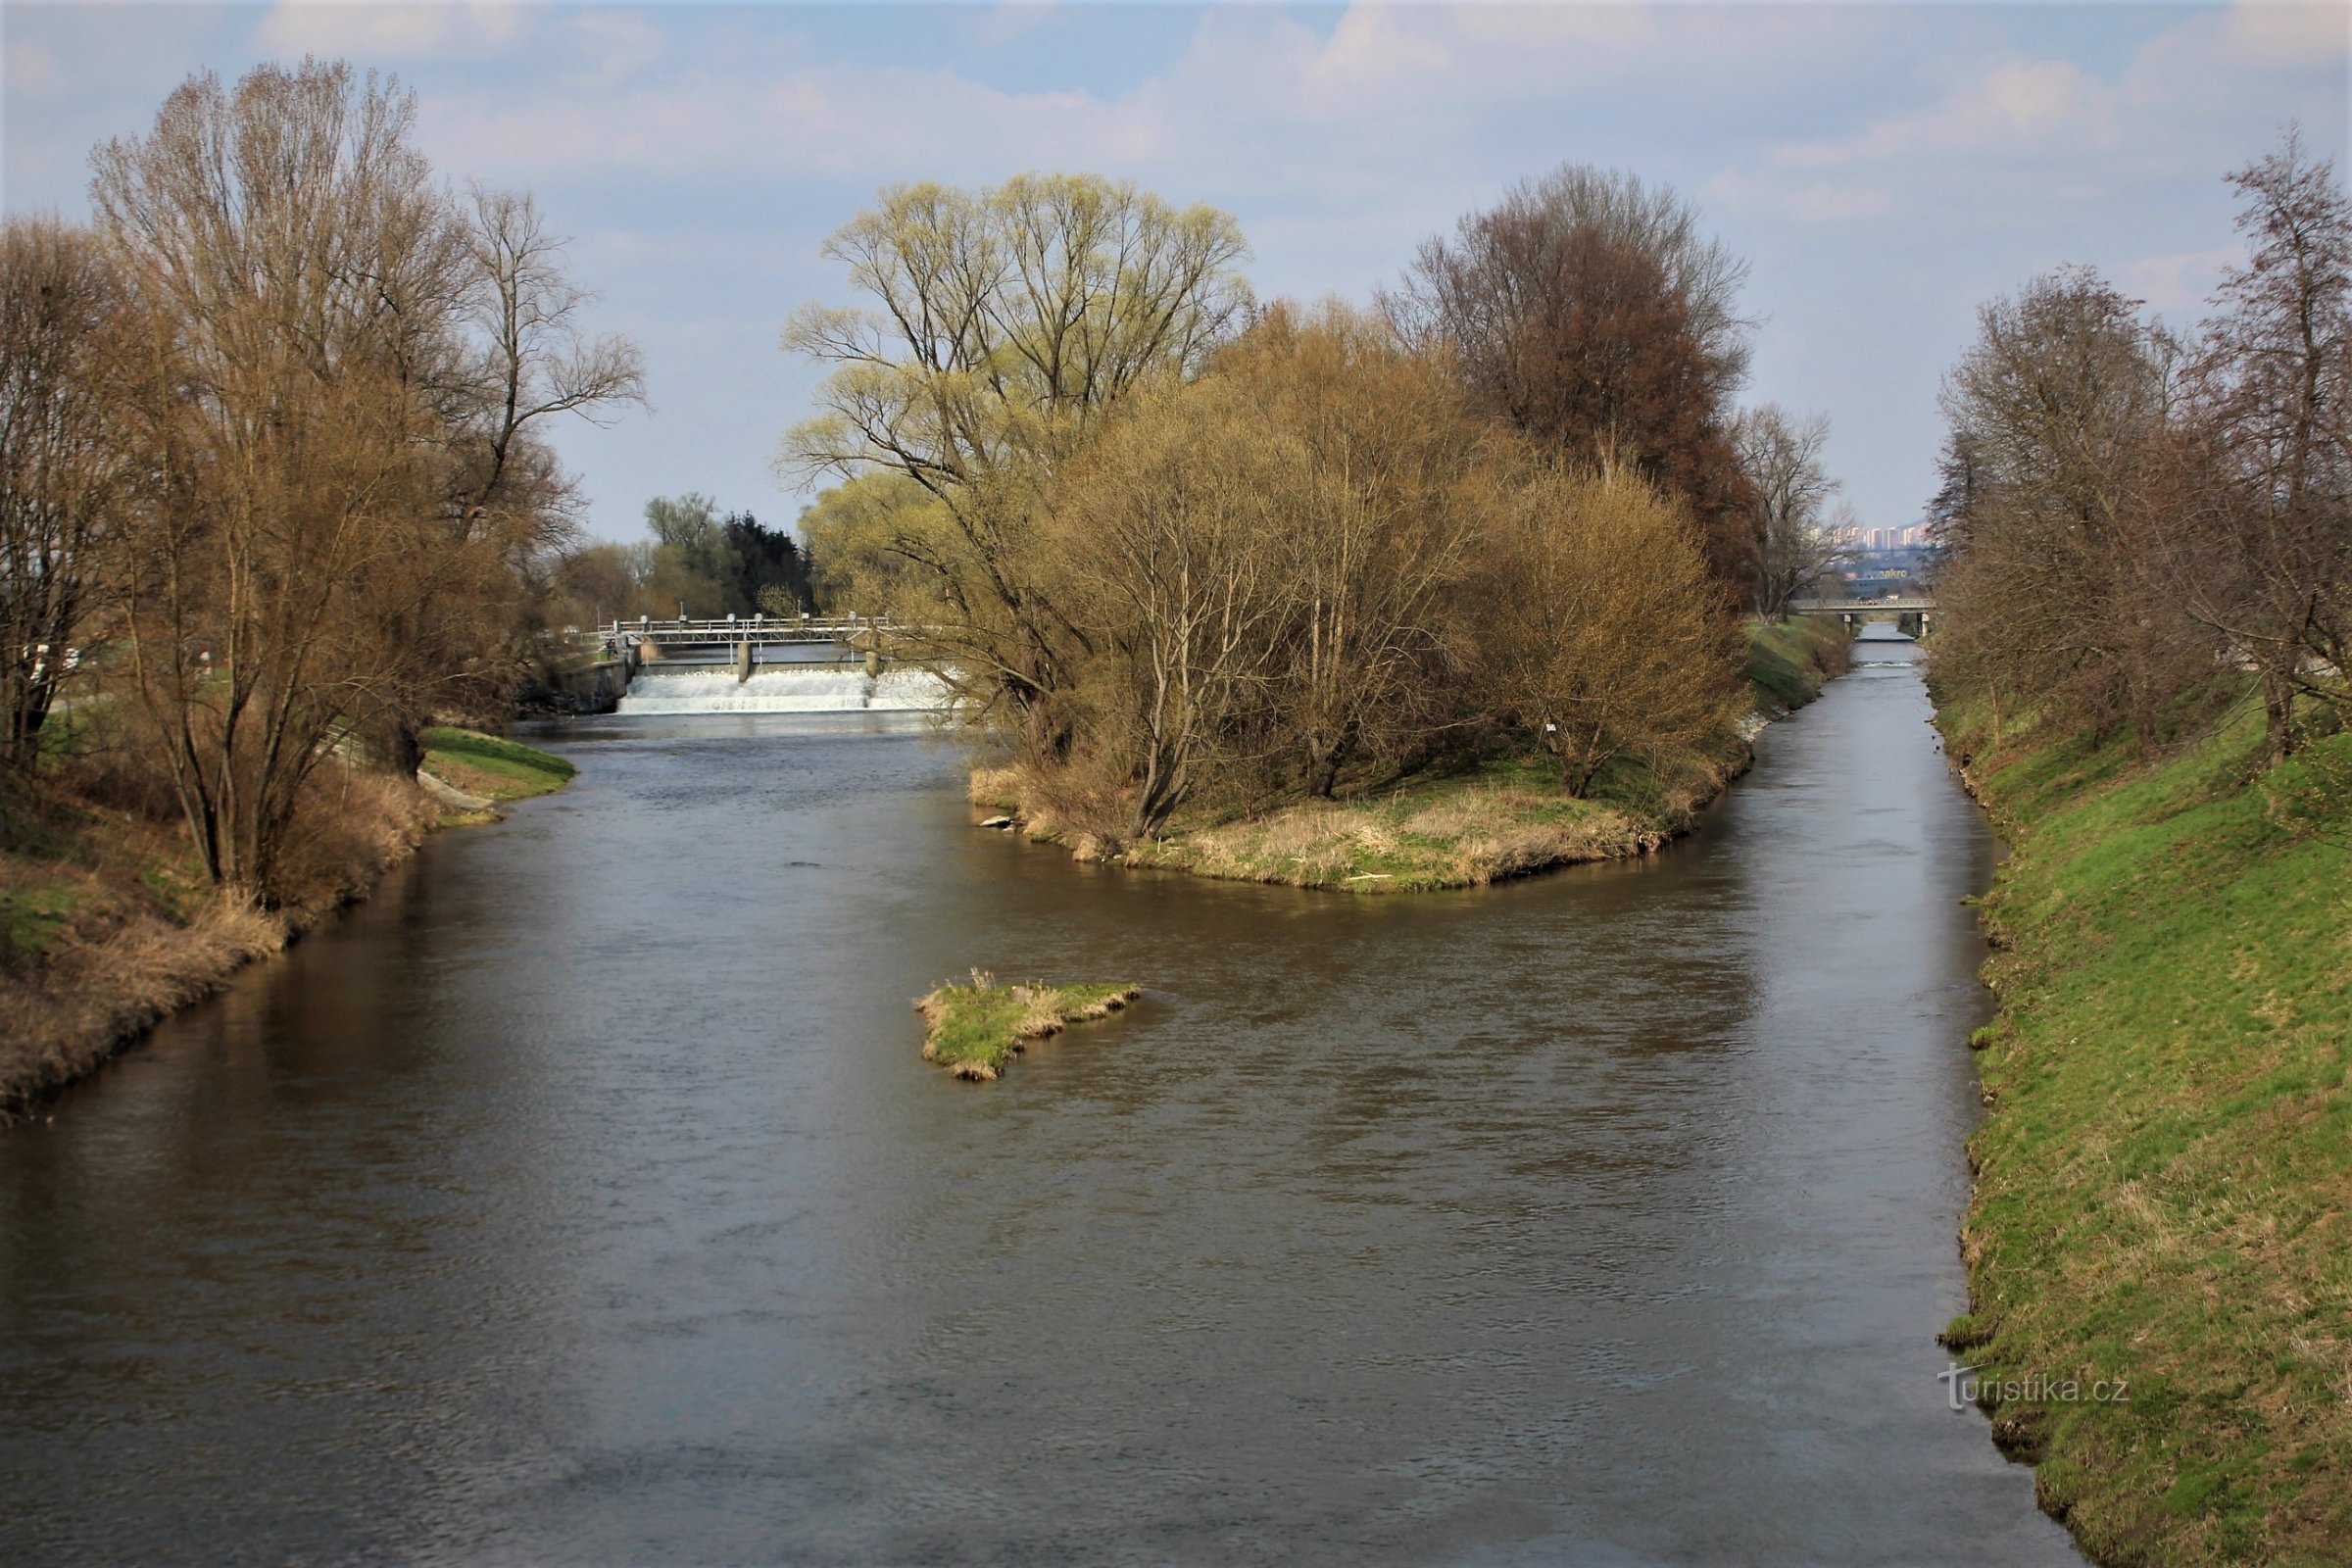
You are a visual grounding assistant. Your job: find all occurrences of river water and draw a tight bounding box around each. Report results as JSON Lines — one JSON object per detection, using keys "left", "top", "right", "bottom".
{"left": 0, "top": 636, "right": 2081, "bottom": 1565}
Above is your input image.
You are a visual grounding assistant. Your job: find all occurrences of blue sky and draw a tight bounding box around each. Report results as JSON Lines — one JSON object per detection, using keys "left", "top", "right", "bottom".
{"left": 5, "top": 2, "right": 2346, "bottom": 542}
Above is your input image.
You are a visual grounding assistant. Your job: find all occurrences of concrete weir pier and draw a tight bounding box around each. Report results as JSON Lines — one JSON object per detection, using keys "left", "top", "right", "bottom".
{"left": 585, "top": 616, "right": 955, "bottom": 715}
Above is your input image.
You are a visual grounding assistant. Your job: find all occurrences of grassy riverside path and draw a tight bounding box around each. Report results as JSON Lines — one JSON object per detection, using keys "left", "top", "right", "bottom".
{"left": 1, "top": 728, "right": 576, "bottom": 1115}
{"left": 983, "top": 616, "right": 1852, "bottom": 894}
{"left": 1934, "top": 690, "right": 2352, "bottom": 1566}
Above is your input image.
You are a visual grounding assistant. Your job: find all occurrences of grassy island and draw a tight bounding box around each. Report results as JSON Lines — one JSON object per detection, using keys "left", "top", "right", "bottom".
{"left": 979, "top": 616, "right": 1849, "bottom": 894}
{"left": 1936, "top": 688, "right": 2352, "bottom": 1565}
{"left": 916, "top": 973, "right": 1141, "bottom": 1082}
{"left": 1110, "top": 747, "right": 1716, "bottom": 892}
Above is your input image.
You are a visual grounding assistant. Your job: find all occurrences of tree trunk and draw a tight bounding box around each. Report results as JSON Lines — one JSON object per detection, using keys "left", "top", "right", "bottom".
{"left": 1305, "top": 723, "right": 1356, "bottom": 800}
{"left": 2262, "top": 665, "right": 2296, "bottom": 765}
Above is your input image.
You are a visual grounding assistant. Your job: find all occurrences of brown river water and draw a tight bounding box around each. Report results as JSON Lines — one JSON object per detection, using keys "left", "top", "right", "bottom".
{"left": 0, "top": 635, "right": 2082, "bottom": 1565}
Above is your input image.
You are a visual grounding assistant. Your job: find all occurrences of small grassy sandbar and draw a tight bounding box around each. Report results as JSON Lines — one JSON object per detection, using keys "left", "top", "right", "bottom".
{"left": 916, "top": 972, "right": 1141, "bottom": 1082}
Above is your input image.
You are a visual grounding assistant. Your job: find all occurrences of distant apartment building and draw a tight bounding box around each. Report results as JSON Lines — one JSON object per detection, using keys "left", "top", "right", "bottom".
{"left": 1831, "top": 520, "right": 1930, "bottom": 553}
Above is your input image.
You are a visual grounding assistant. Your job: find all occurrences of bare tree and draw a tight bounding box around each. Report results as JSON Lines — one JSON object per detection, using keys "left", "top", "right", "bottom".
{"left": 2179, "top": 128, "right": 2352, "bottom": 760}
{"left": 91, "top": 61, "right": 472, "bottom": 899}
{"left": 1736, "top": 404, "right": 1848, "bottom": 619}
{"left": 1225, "top": 303, "right": 1484, "bottom": 796}
{"left": 1393, "top": 165, "right": 1757, "bottom": 586}
{"left": 456, "top": 184, "right": 645, "bottom": 531}
{"left": 1934, "top": 267, "right": 2211, "bottom": 758}
{"left": 0, "top": 220, "right": 131, "bottom": 765}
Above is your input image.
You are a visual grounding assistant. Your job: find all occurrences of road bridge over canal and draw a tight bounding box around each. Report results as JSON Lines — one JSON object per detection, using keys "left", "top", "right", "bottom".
{"left": 1789, "top": 597, "right": 1938, "bottom": 637}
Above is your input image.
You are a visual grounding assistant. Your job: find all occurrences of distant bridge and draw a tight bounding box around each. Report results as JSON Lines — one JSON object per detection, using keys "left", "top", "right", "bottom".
{"left": 541, "top": 615, "right": 951, "bottom": 712}
{"left": 583, "top": 614, "right": 911, "bottom": 679}
{"left": 1789, "top": 596, "right": 1938, "bottom": 636}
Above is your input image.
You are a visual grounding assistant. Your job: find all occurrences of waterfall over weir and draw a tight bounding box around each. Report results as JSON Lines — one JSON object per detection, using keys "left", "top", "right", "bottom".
{"left": 615, "top": 666, "right": 952, "bottom": 715}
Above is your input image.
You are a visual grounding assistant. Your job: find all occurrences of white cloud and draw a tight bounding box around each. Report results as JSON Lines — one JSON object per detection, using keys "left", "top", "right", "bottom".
{"left": 254, "top": 1, "right": 535, "bottom": 63}
{"left": 2220, "top": 0, "right": 2350, "bottom": 68}
{"left": 563, "top": 10, "right": 663, "bottom": 87}
{"left": 1776, "top": 59, "right": 2116, "bottom": 171}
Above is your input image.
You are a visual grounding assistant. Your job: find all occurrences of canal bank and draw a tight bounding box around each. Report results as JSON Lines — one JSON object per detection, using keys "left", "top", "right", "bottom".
{"left": 1935, "top": 688, "right": 2352, "bottom": 1566}
{"left": 0, "top": 641, "right": 2079, "bottom": 1564}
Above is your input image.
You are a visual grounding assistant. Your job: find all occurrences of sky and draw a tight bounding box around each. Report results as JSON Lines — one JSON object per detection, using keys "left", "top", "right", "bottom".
{"left": 4, "top": 2, "right": 2347, "bottom": 543}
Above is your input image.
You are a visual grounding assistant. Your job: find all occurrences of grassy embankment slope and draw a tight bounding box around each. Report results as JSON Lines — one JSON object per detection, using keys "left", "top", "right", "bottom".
{"left": 419, "top": 725, "right": 576, "bottom": 814}
{"left": 989, "top": 616, "right": 1851, "bottom": 893}
{"left": 0, "top": 726, "right": 572, "bottom": 1113}
{"left": 1935, "top": 688, "right": 2351, "bottom": 1566}
{"left": 916, "top": 973, "right": 1141, "bottom": 1081}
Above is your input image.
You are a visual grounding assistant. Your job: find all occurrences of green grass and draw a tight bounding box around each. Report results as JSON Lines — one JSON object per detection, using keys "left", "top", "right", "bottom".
{"left": 1, "top": 884, "right": 85, "bottom": 958}
{"left": 419, "top": 726, "right": 575, "bottom": 804}
{"left": 1936, "top": 682, "right": 2352, "bottom": 1567}
{"left": 1744, "top": 614, "right": 1855, "bottom": 710}
{"left": 916, "top": 973, "right": 1141, "bottom": 1081}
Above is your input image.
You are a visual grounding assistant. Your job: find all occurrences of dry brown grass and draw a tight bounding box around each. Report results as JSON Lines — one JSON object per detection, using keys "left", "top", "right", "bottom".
{"left": 1125, "top": 776, "right": 1664, "bottom": 892}
{"left": 0, "top": 897, "right": 284, "bottom": 1108}
{"left": 967, "top": 765, "right": 1021, "bottom": 808}
{"left": 1, "top": 759, "right": 434, "bottom": 1116}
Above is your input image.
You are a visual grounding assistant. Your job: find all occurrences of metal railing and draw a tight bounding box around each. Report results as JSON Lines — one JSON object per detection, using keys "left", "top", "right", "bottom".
{"left": 1788, "top": 596, "right": 1937, "bottom": 614}
{"left": 578, "top": 614, "right": 903, "bottom": 648}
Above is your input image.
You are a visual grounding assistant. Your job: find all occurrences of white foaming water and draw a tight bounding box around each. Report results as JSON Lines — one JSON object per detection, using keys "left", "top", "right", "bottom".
{"left": 616, "top": 666, "right": 952, "bottom": 715}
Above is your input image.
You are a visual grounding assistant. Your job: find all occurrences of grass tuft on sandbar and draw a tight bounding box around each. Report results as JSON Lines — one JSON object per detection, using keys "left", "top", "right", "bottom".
{"left": 916, "top": 970, "right": 1141, "bottom": 1082}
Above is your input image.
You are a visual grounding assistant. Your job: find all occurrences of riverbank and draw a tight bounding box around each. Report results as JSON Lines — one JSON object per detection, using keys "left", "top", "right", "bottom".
{"left": 1935, "top": 686, "right": 2352, "bottom": 1566}
{"left": 983, "top": 616, "right": 1851, "bottom": 893}
{"left": 0, "top": 728, "right": 573, "bottom": 1116}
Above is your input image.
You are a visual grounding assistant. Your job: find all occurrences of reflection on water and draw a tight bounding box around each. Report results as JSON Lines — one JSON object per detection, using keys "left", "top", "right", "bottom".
{"left": 0, "top": 641, "right": 2080, "bottom": 1564}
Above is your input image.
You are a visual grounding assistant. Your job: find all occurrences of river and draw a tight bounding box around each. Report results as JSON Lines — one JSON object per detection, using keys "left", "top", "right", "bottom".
{"left": 0, "top": 635, "right": 2081, "bottom": 1565}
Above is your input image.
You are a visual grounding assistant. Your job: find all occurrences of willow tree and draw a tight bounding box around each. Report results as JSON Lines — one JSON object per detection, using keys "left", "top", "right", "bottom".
{"left": 1218, "top": 303, "right": 1485, "bottom": 796}
{"left": 777, "top": 174, "right": 1251, "bottom": 750}
{"left": 1478, "top": 462, "right": 1740, "bottom": 796}
{"left": 1047, "top": 375, "right": 1298, "bottom": 838}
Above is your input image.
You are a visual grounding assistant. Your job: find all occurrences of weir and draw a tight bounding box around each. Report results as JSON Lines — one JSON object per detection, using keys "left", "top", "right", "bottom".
{"left": 579, "top": 616, "right": 956, "bottom": 715}
{"left": 615, "top": 666, "right": 951, "bottom": 715}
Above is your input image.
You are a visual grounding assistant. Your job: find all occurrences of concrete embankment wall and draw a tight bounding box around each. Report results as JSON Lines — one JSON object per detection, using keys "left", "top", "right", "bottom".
{"left": 540, "top": 662, "right": 630, "bottom": 714}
